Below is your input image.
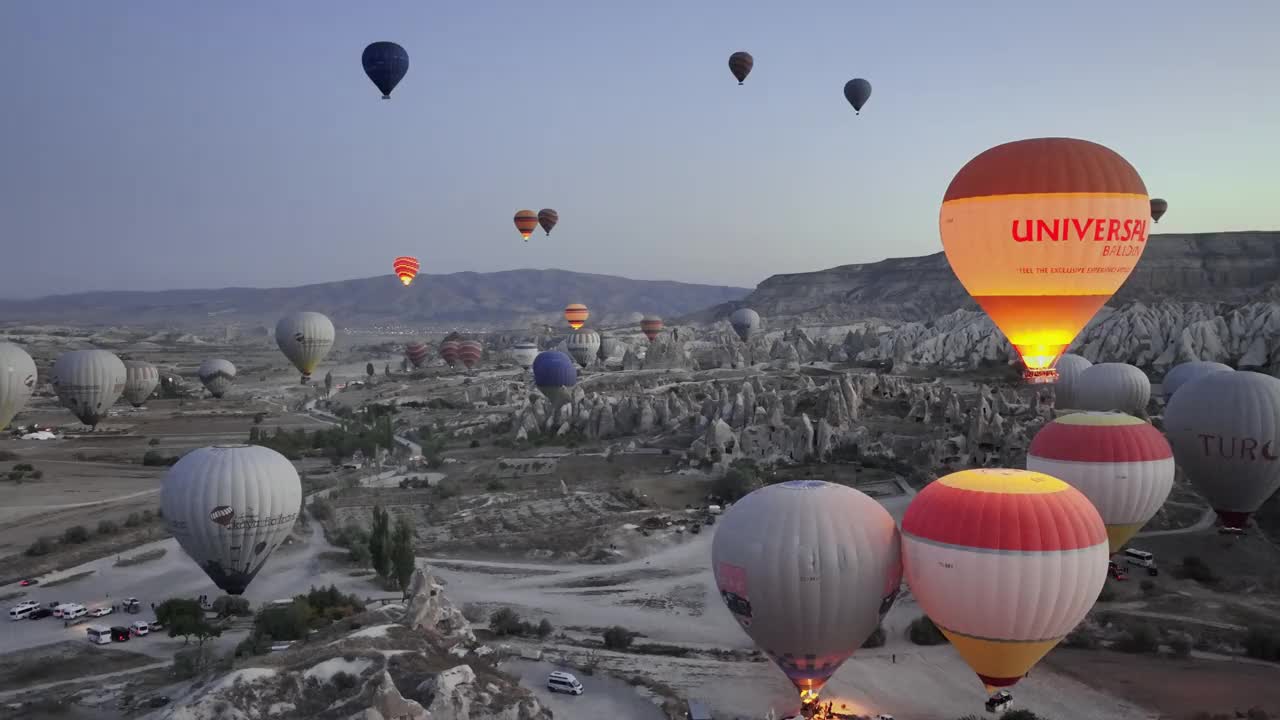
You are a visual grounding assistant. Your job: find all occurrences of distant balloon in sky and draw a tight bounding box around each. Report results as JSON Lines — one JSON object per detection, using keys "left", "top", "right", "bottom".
{"left": 1052, "top": 353, "right": 1092, "bottom": 409}
{"left": 1150, "top": 198, "right": 1168, "bottom": 223}
{"left": 729, "top": 308, "right": 761, "bottom": 342}
{"left": 564, "top": 303, "right": 589, "bottom": 330}
{"left": 566, "top": 328, "right": 602, "bottom": 368}
{"left": 514, "top": 210, "right": 538, "bottom": 241}
{"left": 51, "top": 349, "right": 126, "bottom": 429}
{"left": 275, "top": 312, "right": 335, "bottom": 384}
{"left": 122, "top": 360, "right": 160, "bottom": 407}
{"left": 198, "top": 359, "right": 237, "bottom": 399}
{"left": 404, "top": 341, "right": 430, "bottom": 369}
{"left": 0, "top": 342, "right": 37, "bottom": 430}
{"left": 640, "top": 315, "right": 664, "bottom": 342}
{"left": 532, "top": 351, "right": 577, "bottom": 407}
{"left": 940, "top": 138, "right": 1150, "bottom": 385}
{"left": 1161, "top": 360, "right": 1232, "bottom": 402}
{"left": 728, "top": 51, "right": 754, "bottom": 85}
{"left": 393, "top": 256, "right": 420, "bottom": 287}
{"left": 843, "top": 78, "right": 872, "bottom": 114}
{"left": 362, "top": 41, "right": 409, "bottom": 99}
{"left": 537, "top": 209, "right": 559, "bottom": 236}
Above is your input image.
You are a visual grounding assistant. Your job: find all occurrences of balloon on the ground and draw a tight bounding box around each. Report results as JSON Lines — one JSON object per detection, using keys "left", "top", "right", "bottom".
{"left": 1052, "top": 353, "right": 1092, "bottom": 409}
{"left": 1163, "top": 371, "right": 1280, "bottom": 529}
{"left": 404, "top": 342, "right": 430, "bottom": 368}
{"left": 456, "top": 340, "right": 483, "bottom": 370}
{"left": 532, "top": 351, "right": 577, "bottom": 407}
{"left": 161, "top": 444, "right": 302, "bottom": 595}
{"left": 597, "top": 337, "right": 625, "bottom": 362}
{"left": 566, "top": 328, "right": 602, "bottom": 368}
{"left": 1161, "top": 360, "right": 1232, "bottom": 402}
{"left": 50, "top": 349, "right": 127, "bottom": 428}
{"left": 276, "top": 312, "right": 335, "bottom": 384}
{"left": 393, "top": 256, "right": 420, "bottom": 286}
{"left": 902, "top": 468, "right": 1108, "bottom": 697}
{"left": 1028, "top": 412, "right": 1175, "bottom": 552}
{"left": 843, "top": 78, "right": 872, "bottom": 113}
{"left": 439, "top": 338, "right": 460, "bottom": 368}
{"left": 510, "top": 342, "right": 539, "bottom": 369}
{"left": 729, "top": 308, "right": 760, "bottom": 342}
{"left": 122, "top": 360, "right": 160, "bottom": 407}
{"left": 1150, "top": 198, "right": 1168, "bottom": 223}
{"left": 564, "top": 303, "right": 589, "bottom": 330}
{"left": 1074, "top": 363, "right": 1151, "bottom": 415}
{"left": 940, "top": 138, "right": 1150, "bottom": 385}
{"left": 713, "top": 480, "right": 901, "bottom": 703}
{"left": 537, "top": 209, "right": 558, "bottom": 236}
{"left": 640, "top": 315, "right": 664, "bottom": 342}
{"left": 362, "top": 41, "right": 409, "bottom": 99}
{"left": 514, "top": 210, "right": 538, "bottom": 241}
{"left": 729, "top": 51, "right": 753, "bottom": 84}
{"left": 197, "top": 359, "right": 237, "bottom": 399}
{"left": 0, "top": 342, "right": 37, "bottom": 430}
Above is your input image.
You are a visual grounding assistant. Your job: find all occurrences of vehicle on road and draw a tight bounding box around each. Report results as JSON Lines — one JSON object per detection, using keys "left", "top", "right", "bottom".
{"left": 130, "top": 620, "right": 151, "bottom": 636}
{"left": 109, "top": 626, "right": 131, "bottom": 642}
{"left": 1124, "top": 548, "right": 1156, "bottom": 570}
{"left": 90, "top": 606, "right": 114, "bottom": 618}
{"left": 28, "top": 607, "right": 53, "bottom": 620}
{"left": 59, "top": 604, "right": 88, "bottom": 621}
{"left": 86, "top": 625, "right": 113, "bottom": 645}
{"left": 986, "top": 689, "right": 1013, "bottom": 713}
{"left": 546, "top": 671, "right": 584, "bottom": 695}
{"left": 123, "top": 597, "right": 141, "bottom": 614}
{"left": 686, "top": 699, "right": 713, "bottom": 720}
{"left": 9, "top": 600, "right": 40, "bottom": 620}
{"left": 19, "top": 578, "right": 38, "bottom": 586}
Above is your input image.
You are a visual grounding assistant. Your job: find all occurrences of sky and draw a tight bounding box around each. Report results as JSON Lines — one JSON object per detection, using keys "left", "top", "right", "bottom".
{"left": 2, "top": 1, "right": 1277, "bottom": 298}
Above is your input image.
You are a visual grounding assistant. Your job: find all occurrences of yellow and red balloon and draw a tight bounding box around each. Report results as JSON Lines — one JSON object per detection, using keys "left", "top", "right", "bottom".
{"left": 514, "top": 210, "right": 538, "bottom": 241}
{"left": 564, "top": 303, "right": 588, "bottom": 330}
{"left": 393, "top": 256, "right": 420, "bottom": 286}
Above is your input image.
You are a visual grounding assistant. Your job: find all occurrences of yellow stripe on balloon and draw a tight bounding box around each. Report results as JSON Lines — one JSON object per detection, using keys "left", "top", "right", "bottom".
{"left": 937, "top": 468, "right": 1070, "bottom": 495}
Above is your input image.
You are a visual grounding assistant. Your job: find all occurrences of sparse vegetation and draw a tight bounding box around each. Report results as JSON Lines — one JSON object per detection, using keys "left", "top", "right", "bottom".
{"left": 602, "top": 625, "right": 635, "bottom": 650}
{"left": 1175, "top": 555, "right": 1218, "bottom": 586}
{"left": 908, "top": 615, "right": 948, "bottom": 645}
{"left": 142, "top": 450, "right": 180, "bottom": 466}
{"left": 211, "top": 595, "right": 253, "bottom": 618}
{"left": 1243, "top": 627, "right": 1280, "bottom": 661}
{"left": 236, "top": 586, "right": 366, "bottom": 657}
{"left": 712, "top": 459, "right": 763, "bottom": 501}
{"left": 155, "top": 598, "right": 222, "bottom": 646}
{"left": 62, "top": 525, "right": 90, "bottom": 544}
{"left": 1114, "top": 623, "right": 1159, "bottom": 654}
{"left": 97, "top": 519, "right": 120, "bottom": 535}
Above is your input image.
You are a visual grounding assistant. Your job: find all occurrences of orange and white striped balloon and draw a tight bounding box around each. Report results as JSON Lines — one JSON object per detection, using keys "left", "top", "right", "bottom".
{"left": 1028, "top": 411, "right": 1174, "bottom": 552}
{"left": 393, "top": 256, "right": 420, "bottom": 286}
{"left": 514, "top": 210, "right": 538, "bottom": 241}
{"left": 902, "top": 469, "right": 1108, "bottom": 695}
{"left": 564, "top": 303, "right": 588, "bottom": 330}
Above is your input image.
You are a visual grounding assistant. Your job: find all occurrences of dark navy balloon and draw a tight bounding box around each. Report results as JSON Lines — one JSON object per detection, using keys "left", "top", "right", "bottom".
{"left": 843, "top": 78, "right": 872, "bottom": 114}
{"left": 532, "top": 351, "right": 577, "bottom": 406}
{"left": 362, "top": 42, "right": 409, "bottom": 99}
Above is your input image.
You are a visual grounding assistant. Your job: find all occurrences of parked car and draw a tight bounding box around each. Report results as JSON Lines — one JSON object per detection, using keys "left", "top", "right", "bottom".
{"left": 109, "top": 626, "right": 131, "bottom": 642}
{"left": 546, "top": 671, "right": 584, "bottom": 695}
{"left": 28, "top": 607, "right": 53, "bottom": 620}
{"left": 89, "top": 606, "right": 114, "bottom": 618}
{"left": 9, "top": 601, "right": 40, "bottom": 620}
{"left": 986, "top": 690, "right": 1013, "bottom": 712}
{"left": 130, "top": 620, "right": 151, "bottom": 636}
{"left": 19, "top": 578, "right": 38, "bottom": 587}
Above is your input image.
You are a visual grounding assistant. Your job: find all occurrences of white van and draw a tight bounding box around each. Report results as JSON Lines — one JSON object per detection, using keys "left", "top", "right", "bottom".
{"left": 86, "top": 624, "right": 112, "bottom": 645}
{"left": 52, "top": 603, "right": 76, "bottom": 619}
{"left": 546, "top": 671, "right": 583, "bottom": 695}
{"left": 62, "top": 604, "right": 88, "bottom": 621}
{"left": 9, "top": 601, "right": 40, "bottom": 620}
{"left": 1124, "top": 548, "right": 1155, "bottom": 568}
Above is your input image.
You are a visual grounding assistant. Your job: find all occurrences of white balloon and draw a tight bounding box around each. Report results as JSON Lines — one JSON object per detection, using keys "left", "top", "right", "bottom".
{"left": 197, "top": 359, "right": 237, "bottom": 398}
{"left": 1053, "top": 353, "right": 1092, "bottom": 409}
{"left": 0, "top": 343, "right": 37, "bottom": 430}
{"left": 565, "top": 329, "right": 601, "bottom": 368}
{"left": 1074, "top": 362, "right": 1150, "bottom": 415}
{"left": 509, "top": 342, "right": 539, "bottom": 369}
{"left": 50, "top": 349, "right": 126, "bottom": 427}
{"left": 276, "top": 311, "right": 335, "bottom": 383}
{"left": 122, "top": 360, "right": 160, "bottom": 407}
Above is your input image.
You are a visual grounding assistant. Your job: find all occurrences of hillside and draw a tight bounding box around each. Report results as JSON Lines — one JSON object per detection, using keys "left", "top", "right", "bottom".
{"left": 0, "top": 268, "right": 749, "bottom": 330}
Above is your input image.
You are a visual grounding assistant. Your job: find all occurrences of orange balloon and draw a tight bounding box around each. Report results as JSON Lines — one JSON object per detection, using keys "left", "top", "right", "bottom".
{"left": 514, "top": 210, "right": 538, "bottom": 241}
{"left": 564, "top": 303, "right": 588, "bottom": 330}
{"left": 939, "top": 138, "right": 1149, "bottom": 384}
{"left": 392, "top": 256, "right": 420, "bottom": 286}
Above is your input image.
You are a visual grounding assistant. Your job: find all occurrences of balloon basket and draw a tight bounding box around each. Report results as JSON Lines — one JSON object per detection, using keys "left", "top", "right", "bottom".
{"left": 1022, "top": 368, "right": 1059, "bottom": 385}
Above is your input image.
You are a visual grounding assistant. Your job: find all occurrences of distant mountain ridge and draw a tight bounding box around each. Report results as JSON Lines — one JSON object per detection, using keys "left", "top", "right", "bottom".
{"left": 0, "top": 268, "right": 750, "bottom": 330}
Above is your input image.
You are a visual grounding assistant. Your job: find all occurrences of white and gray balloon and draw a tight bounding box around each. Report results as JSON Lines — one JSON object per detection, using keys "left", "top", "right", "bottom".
{"left": 50, "top": 349, "right": 127, "bottom": 428}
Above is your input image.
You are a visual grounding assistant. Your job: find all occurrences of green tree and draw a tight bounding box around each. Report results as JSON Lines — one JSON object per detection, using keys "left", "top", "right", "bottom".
{"left": 384, "top": 362, "right": 391, "bottom": 377}
{"left": 390, "top": 515, "right": 416, "bottom": 591}
{"left": 323, "top": 370, "right": 333, "bottom": 397}
{"left": 368, "top": 506, "right": 391, "bottom": 578}
{"left": 156, "top": 598, "right": 222, "bottom": 646}
{"left": 365, "top": 362, "right": 375, "bottom": 379}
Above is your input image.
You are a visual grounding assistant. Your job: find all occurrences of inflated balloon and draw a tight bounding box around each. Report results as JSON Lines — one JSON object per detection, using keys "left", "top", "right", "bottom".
{"left": 393, "top": 256, "right": 420, "bottom": 287}
{"left": 728, "top": 51, "right": 754, "bottom": 84}
{"left": 1053, "top": 353, "right": 1092, "bottom": 409}
{"left": 161, "top": 445, "right": 302, "bottom": 595}
{"left": 0, "top": 343, "right": 37, "bottom": 430}
{"left": 439, "top": 339, "right": 460, "bottom": 368}
{"left": 1074, "top": 363, "right": 1151, "bottom": 415}
{"left": 457, "top": 340, "right": 483, "bottom": 370}
{"left": 1150, "top": 198, "right": 1168, "bottom": 223}
{"left": 713, "top": 480, "right": 901, "bottom": 703}
{"left": 122, "top": 360, "right": 160, "bottom": 407}
{"left": 902, "top": 469, "right": 1108, "bottom": 698}
{"left": 362, "top": 41, "right": 409, "bottom": 99}
{"left": 404, "top": 342, "right": 430, "bottom": 369}
{"left": 198, "top": 359, "right": 237, "bottom": 399}
{"left": 276, "top": 312, "right": 335, "bottom": 384}
{"left": 566, "top": 328, "right": 601, "bottom": 368}
{"left": 843, "top": 78, "right": 872, "bottom": 114}
{"left": 1161, "top": 360, "right": 1232, "bottom": 402}
{"left": 510, "top": 342, "right": 539, "bottom": 369}
{"left": 1163, "top": 371, "right": 1280, "bottom": 529}
{"left": 564, "top": 303, "right": 589, "bottom": 330}
{"left": 537, "top": 209, "right": 558, "bottom": 236}
{"left": 1028, "top": 412, "right": 1174, "bottom": 552}
{"left": 640, "top": 315, "right": 664, "bottom": 342}
{"left": 940, "top": 138, "right": 1150, "bottom": 384}
{"left": 50, "top": 350, "right": 127, "bottom": 428}
{"left": 532, "top": 351, "right": 577, "bottom": 407}
{"left": 514, "top": 210, "right": 538, "bottom": 241}
{"left": 597, "top": 337, "right": 625, "bottom": 363}
{"left": 729, "top": 308, "right": 760, "bottom": 342}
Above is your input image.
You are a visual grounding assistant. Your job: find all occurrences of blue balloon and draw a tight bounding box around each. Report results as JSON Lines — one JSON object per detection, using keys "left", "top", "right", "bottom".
{"left": 532, "top": 351, "right": 577, "bottom": 405}
{"left": 362, "top": 42, "right": 409, "bottom": 99}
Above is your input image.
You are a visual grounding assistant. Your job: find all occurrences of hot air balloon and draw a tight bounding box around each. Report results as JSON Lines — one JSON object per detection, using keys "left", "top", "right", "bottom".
{"left": 362, "top": 41, "right": 409, "bottom": 99}
{"left": 1163, "top": 371, "right": 1280, "bottom": 530}
{"left": 510, "top": 342, "right": 539, "bottom": 369}
{"left": 393, "top": 256, "right": 420, "bottom": 287}
{"left": 1074, "top": 363, "right": 1151, "bottom": 415}
{"left": 197, "top": 359, "right": 237, "bottom": 399}
{"left": 843, "top": 78, "right": 872, "bottom": 114}
{"left": 532, "top": 351, "right": 577, "bottom": 407}
{"left": 729, "top": 308, "right": 760, "bottom": 342}
{"left": 161, "top": 445, "right": 302, "bottom": 595}
{"left": 276, "top": 312, "right": 335, "bottom": 384}
{"left": 597, "top": 337, "right": 625, "bottom": 363}
{"left": 1028, "top": 412, "right": 1175, "bottom": 552}
{"left": 640, "top": 315, "right": 664, "bottom": 342}
{"left": 902, "top": 468, "right": 1108, "bottom": 702}
{"left": 457, "top": 340, "right": 483, "bottom": 370}
{"left": 404, "top": 342, "right": 430, "bottom": 369}
{"left": 514, "top": 210, "right": 538, "bottom": 241}
{"left": 940, "top": 138, "right": 1151, "bottom": 384}
{"left": 537, "top": 209, "right": 559, "bottom": 236}
{"left": 566, "top": 328, "right": 601, "bottom": 368}
{"left": 1053, "top": 353, "right": 1092, "bottom": 409}
{"left": 564, "top": 303, "right": 589, "bottom": 330}
{"left": 50, "top": 350, "right": 127, "bottom": 429}
{"left": 1150, "top": 198, "right": 1168, "bottom": 223}
{"left": 728, "top": 51, "right": 754, "bottom": 85}
{"left": 713, "top": 480, "right": 901, "bottom": 706}
{"left": 439, "top": 338, "right": 460, "bottom": 368}
{"left": 0, "top": 342, "right": 37, "bottom": 430}
{"left": 121, "top": 360, "right": 160, "bottom": 408}
{"left": 1161, "top": 360, "right": 1232, "bottom": 403}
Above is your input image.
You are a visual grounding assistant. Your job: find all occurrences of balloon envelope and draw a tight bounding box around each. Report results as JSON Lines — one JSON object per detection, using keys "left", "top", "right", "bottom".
{"left": 940, "top": 138, "right": 1150, "bottom": 384}
{"left": 640, "top": 315, "right": 664, "bottom": 342}
{"left": 393, "top": 256, "right": 420, "bottom": 287}
{"left": 729, "top": 308, "right": 761, "bottom": 342}
{"left": 122, "top": 360, "right": 160, "bottom": 407}
{"left": 1161, "top": 361, "right": 1232, "bottom": 402}
{"left": 728, "top": 51, "right": 754, "bottom": 84}
{"left": 712, "top": 480, "right": 901, "bottom": 700}
{"left": 0, "top": 343, "right": 37, "bottom": 430}
{"left": 51, "top": 350, "right": 127, "bottom": 428}
{"left": 362, "top": 41, "right": 409, "bottom": 99}
{"left": 1028, "top": 412, "right": 1174, "bottom": 552}
{"left": 457, "top": 340, "right": 483, "bottom": 370}
{"left": 161, "top": 445, "right": 302, "bottom": 595}
{"left": 537, "top": 209, "right": 558, "bottom": 236}
{"left": 1074, "top": 363, "right": 1151, "bottom": 415}
{"left": 532, "top": 351, "right": 577, "bottom": 406}
{"left": 566, "top": 328, "right": 601, "bottom": 368}
{"left": 1052, "top": 353, "right": 1092, "bottom": 409}
{"left": 564, "top": 303, "right": 589, "bottom": 330}
{"left": 198, "top": 359, "right": 236, "bottom": 399}
{"left": 843, "top": 78, "right": 872, "bottom": 112}
{"left": 510, "top": 342, "right": 539, "bottom": 369}
{"left": 405, "top": 342, "right": 430, "bottom": 368}
{"left": 439, "top": 339, "right": 460, "bottom": 368}
{"left": 514, "top": 210, "right": 538, "bottom": 241}
{"left": 276, "top": 312, "right": 335, "bottom": 383}
{"left": 1150, "top": 198, "right": 1168, "bottom": 223}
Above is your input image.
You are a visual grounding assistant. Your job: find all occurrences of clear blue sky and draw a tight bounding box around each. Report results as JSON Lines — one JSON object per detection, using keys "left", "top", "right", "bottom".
{"left": 2, "top": 1, "right": 1276, "bottom": 297}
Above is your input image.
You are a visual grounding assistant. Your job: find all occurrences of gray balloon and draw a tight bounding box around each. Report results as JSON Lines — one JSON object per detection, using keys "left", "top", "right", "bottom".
{"left": 729, "top": 308, "right": 761, "bottom": 342}
{"left": 1163, "top": 370, "right": 1280, "bottom": 528}
{"left": 1161, "top": 361, "right": 1233, "bottom": 402}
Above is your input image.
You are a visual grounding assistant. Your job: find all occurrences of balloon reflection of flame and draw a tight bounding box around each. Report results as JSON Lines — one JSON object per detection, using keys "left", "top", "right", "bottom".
{"left": 796, "top": 693, "right": 869, "bottom": 720}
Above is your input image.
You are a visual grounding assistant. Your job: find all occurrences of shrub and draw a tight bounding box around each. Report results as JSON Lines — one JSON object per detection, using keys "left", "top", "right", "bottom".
{"left": 331, "top": 671, "right": 358, "bottom": 690}
{"left": 97, "top": 519, "right": 120, "bottom": 535}
{"left": 1243, "top": 628, "right": 1280, "bottom": 661}
{"left": 536, "top": 618, "right": 553, "bottom": 638}
{"left": 142, "top": 450, "right": 179, "bottom": 467}
{"left": 31, "top": 470, "right": 43, "bottom": 480}
{"left": 461, "top": 603, "right": 486, "bottom": 623}
{"left": 1168, "top": 634, "right": 1192, "bottom": 658}
{"left": 602, "top": 625, "right": 634, "bottom": 650}
{"left": 1176, "top": 555, "right": 1218, "bottom": 585}
{"left": 485, "top": 478, "right": 505, "bottom": 492}
{"left": 489, "top": 608, "right": 524, "bottom": 636}
{"left": 309, "top": 497, "right": 334, "bottom": 522}
{"left": 908, "top": 615, "right": 948, "bottom": 646}
{"left": 213, "top": 596, "right": 253, "bottom": 617}
{"left": 1062, "top": 626, "right": 1100, "bottom": 650}
{"left": 63, "top": 525, "right": 91, "bottom": 544}
{"left": 1115, "top": 623, "right": 1159, "bottom": 654}
{"left": 13, "top": 463, "right": 33, "bottom": 472}
{"left": 469, "top": 439, "right": 480, "bottom": 448}
{"left": 148, "top": 438, "right": 160, "bottom": 446}
{"left": 25, "top": 537, "right": 55, "bottom": 556}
